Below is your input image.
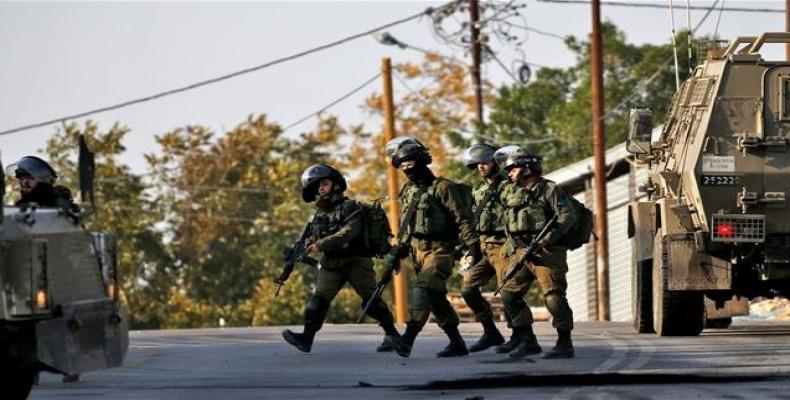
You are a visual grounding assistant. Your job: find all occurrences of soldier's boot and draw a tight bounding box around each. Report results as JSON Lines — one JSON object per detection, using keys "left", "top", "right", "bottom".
{"left": 377, "top": 322, "right": 410, "bottom": 357}
{"left": 436, "top": 325, "right": 469, "bottom": 358}
{"left": 282, "top": 295, "right": 329, "bottom": 353}
{"left": 395, "top": 322, "right": 423, "bottom": 358}
{"left": 508, "top": 325, "right": 542, "bottom": 358}
{"left": 543, "top": 329, "right": 574, "bottom": 359}
{"left": 468, "top": 318, "right": 505, "bottom": 353}
{"left": 495, "top": 329, "right": 521, "bottom": 354}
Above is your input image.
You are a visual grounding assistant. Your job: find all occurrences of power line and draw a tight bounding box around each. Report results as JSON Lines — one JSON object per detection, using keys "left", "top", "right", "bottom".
{"left": 0, "top": 3, "right": 453, "bottom": 137}
{"left": 534, "top": 0, "right": 782, "bottom": 13}
{"left": 280, "top": 72, "right": 382, "bottom": 133}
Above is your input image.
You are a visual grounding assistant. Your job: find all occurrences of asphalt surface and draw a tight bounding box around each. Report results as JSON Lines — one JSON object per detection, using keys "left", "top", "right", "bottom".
{"left": 31, "top": 321, "right": 790, "bottom": 399}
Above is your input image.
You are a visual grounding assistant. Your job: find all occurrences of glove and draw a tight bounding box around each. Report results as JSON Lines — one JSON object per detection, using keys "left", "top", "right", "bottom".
{"left": 384, "top": 253, "right": 401, "bottom": 274}
{"left": 468, "top": 243, "right": 483, "bottom": 266}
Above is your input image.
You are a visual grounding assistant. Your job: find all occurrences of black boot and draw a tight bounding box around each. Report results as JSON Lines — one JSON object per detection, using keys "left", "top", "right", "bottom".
{"left": 396, "top": 322, "right": 422, "bottom": 358}
{"left": 377, "top": 322, "right": 410, "bottom": 356}
{"left": 543, "top": 329, "right": 574, "bottom": 359}
{"left": 468, "top": 318, "right": 505, "bottom": 353}
{"left": 282, "top": 295, "right": 329, "bottom": 353}
{"left": 508, "top": 325, "right": 542, "bottom": 358}
{"left": 495, "top": 329, "right": 521, "bottom": 354}
{"left": 436, "top": 325, "right": 469, "bottom": 358}
{"left": 282, "top": 329, "right": 315, "bottom": 353}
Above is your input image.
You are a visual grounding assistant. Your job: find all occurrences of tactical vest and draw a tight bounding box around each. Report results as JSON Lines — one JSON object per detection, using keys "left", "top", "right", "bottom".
{"left": 402, "top": 180, "right": 453, "bottom": 239}
{"left": 311, "top": 206, "right": 345, "bottom": 242}
{"left": 502, "top": 182, "right": 550, "bottom": 235}
{"left": 472, "top": 180, "right": 506, "bottom": 236}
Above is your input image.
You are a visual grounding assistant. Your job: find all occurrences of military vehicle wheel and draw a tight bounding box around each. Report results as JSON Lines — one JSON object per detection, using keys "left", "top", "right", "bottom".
{"left": 2, "top": 370, "right": 35, "bottom": 400}
{"left": 652, "top": 233, "right": 704, "bottom": 336}
{"left": 705, "top": 317, "right": 733, "bottom": 329}
{"left": 632, "top": 257, "right": 654, "bottom": 333}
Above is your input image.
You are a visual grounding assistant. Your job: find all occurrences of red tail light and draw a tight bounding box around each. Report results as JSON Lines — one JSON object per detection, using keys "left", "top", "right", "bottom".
{"left": 716, "top": 223, "right": 734, "bottom": 237}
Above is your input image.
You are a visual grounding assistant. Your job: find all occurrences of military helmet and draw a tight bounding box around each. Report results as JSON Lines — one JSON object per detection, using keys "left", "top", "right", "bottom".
{"left": 5, "top": 156, "right": 57, "bottom": 185}
{"left": 493, "top": 145, "right": 541, "bottom": 171}
{"left": 300, "top": 164, "right": 347, "bottom": 202}
{"left": 462, "top": 143, "right": 498, "bottom": 169}
{"left": 385, "top": 136, "right": 432, "bottom": 168}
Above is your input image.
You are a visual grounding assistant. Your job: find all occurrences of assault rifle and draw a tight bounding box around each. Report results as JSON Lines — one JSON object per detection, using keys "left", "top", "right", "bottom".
{"left": 494, "top": 215, "right": 558, "bottom": 296}
{"left": 356, "top": 188, "right": 424, "bottom": 323}
{"left": 275, "top": 221, "right": 318, "bottom": 297}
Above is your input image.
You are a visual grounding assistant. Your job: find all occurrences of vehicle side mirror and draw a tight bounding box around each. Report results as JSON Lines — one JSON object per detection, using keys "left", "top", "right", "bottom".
{"left": 626, "top": 108, "right": 653, "bottom": 154}
{"left": 78, "top": 135, "right": 96, "bottom": 208}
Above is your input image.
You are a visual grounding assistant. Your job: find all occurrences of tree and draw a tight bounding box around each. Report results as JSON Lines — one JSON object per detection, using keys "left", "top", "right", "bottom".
{"left": 488, "top": 22, "right": 695, "bottom": 171}
{"left": 40, "top": 121, "right": 175, "bottom": 329}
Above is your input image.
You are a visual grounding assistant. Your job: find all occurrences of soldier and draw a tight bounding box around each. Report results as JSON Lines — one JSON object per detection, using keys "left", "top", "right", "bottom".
{"left": 385, "top": 137, "right": 482, "bottom": 358}
{"left": 7, "top": 156, "right": 78, "bottom": 211}
{"left": 7, "top": 156, "right": 82, "bottom": 382}
{"left": 495, "top": 145, "right": 577, "bottom": 358}
{"left": 282, "top": 164, "right": 408, "bottom": 355}
{"left": 458, "top": 143, "right": 507, "bottom": 352}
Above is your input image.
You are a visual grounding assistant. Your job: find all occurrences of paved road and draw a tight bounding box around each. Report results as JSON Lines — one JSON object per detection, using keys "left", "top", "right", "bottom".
{"left": 31, "top": 321, "right": 790, "bottom": 399}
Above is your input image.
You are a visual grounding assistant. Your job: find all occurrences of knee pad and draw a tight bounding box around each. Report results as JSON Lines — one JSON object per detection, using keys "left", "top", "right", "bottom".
{"left": 501, "top": 291, "right": 526, "bottom": 309}
{"left": 461, "top": 287, "right": 482, "bottom": 304}
{"left": 544, "top": 292, "right": 566, "bottom": 314}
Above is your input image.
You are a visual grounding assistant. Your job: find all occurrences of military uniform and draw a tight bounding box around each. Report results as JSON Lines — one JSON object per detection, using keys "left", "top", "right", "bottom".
{"left": 283, "top": 164, "right": 406, "bottom": 354}
{"left": 16, "top": 184, "right": 78, "bottom": 211}
{"left": 395, "top": 174, "right": 480, "bottom": 356}
{"left": 500, "top": 177, "right": 577, "bottom": 333}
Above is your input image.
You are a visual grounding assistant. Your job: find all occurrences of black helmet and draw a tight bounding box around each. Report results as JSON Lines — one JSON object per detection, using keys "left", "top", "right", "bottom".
{"left": 385, "top": 137, "right": 432, "bottom": 168}
{"left": 5, "top": 156, "right": 57, "bottom": 185}
{"left": 300, "top": 164, "right": 347, "bottom": 202}
{"left": 493, "top": 145, "right": 541, "bottom": 172}
{"left": 462, "top": 143, "right": 498, "bottom": 169}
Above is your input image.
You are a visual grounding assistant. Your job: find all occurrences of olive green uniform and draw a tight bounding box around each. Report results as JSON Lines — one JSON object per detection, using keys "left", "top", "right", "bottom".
{"left": 305, "top": 196, "right": 396, "bottom": 334}
{"left": 400, "top": 176, "right": 480, "bottom": 330}
{"left": 500, "top": 177, "right": 577, "bottom": 330}
{"left": 461, "top": 175, "right": 518, "bottom": 322}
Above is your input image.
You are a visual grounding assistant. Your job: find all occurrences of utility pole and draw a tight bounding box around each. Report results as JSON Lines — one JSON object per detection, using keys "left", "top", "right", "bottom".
{"left": 469, "top": 0, "right": 485, "bottom": 131}
{"left": 381, "top": 57, "right": 408, "bottom": 323}
{"left": 786, "top": 0, "right": 790, "bottom": 61}
{"left": 590, "top": 0, "right": 610, "bottom": 321}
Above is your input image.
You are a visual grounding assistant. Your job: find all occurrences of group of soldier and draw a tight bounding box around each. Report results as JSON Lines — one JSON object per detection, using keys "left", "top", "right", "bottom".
{"left": 283, "top": 137, "right": 578, "bottom": 360}
{"left": 4, "top": 144, "right": 577, "bottom": 363}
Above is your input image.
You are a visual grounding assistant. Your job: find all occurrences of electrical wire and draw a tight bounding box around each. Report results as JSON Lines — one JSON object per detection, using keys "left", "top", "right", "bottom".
{"left": 0, "top": 2, "right": 454, "bottom": 137}
{"left": 280, "top": 72, "right": 382, "bottom": 133}
{"left": 508, "top": 23, "right": 566, "bottom": 41}
{"left": 713, "top": 0, "right": 726, "bottom": 38}
{"left": 534, "top": 0, "right": 782, "bottom": 13}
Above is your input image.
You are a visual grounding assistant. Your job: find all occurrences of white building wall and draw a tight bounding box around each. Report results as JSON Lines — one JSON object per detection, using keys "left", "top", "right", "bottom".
{"left": 565, "top": 166, "right": 648, "bottom": 322}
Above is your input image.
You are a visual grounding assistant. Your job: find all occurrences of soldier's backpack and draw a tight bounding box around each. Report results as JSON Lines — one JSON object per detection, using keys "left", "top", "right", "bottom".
{"left": 356, "top": 200, "right": 393, "bottom": 257}
{"left": 559, "top": 195, "right": 594, "bottom": 250}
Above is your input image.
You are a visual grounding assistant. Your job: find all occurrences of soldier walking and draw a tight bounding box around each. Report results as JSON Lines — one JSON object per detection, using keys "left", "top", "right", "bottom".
{"left": 494, "top": 145, "right": 577, "bottom": 358}
{"left": 282, "top": 164, "right": 408, "bottom": 355}
{"left": 458, "top": 143, "right": 508, "bottom": 352}
{"left": 384, "top": 137, "right": 482, "bottom": 358}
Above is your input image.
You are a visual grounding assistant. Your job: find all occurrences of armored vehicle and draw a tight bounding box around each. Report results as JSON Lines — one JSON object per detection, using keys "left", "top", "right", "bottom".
{"left": 1, "top": 152, "right": 128, "bottom": 399}
{"left": 627, "top": 33, "right": 790, "bottom": 336}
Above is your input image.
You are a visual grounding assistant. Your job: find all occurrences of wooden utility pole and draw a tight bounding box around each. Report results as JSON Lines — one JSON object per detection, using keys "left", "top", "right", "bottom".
{"left": 786, "top": 0, "right": 790, "bottom": 61}
{"left": 381, "top": 57, "right": 408, "bottom": 323}
{"left": 590, "top": 0, "right": 610, "bottom": 321}
{"left": 469, "top": 0, "right": 485, "bottom": 130}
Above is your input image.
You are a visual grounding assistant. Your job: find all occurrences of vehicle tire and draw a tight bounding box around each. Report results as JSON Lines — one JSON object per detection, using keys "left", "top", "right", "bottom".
{"left": 705, "top": 317, "right": 733, "bottom": 329}
{"left": 652, "top": 233, "right": 704, "bottom": 336}
{"left": 2, "top": 370, "right": 35, "bottom": 400}
{"left": 632, "top": 255, "right": 654, "bottom": 333}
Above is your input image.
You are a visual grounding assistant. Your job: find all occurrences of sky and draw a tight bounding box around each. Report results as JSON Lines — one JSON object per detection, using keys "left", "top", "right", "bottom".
{"left": 0, "top": 0, "right": 786, "bottom": 173}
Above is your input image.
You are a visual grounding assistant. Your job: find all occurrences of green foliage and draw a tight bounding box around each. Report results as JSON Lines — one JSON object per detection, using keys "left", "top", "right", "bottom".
{"left": 488, "top": 22, "right": 696, "bottom": 171}
{"left": 1, "top": 22, "right": 697, "bottom": 329}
